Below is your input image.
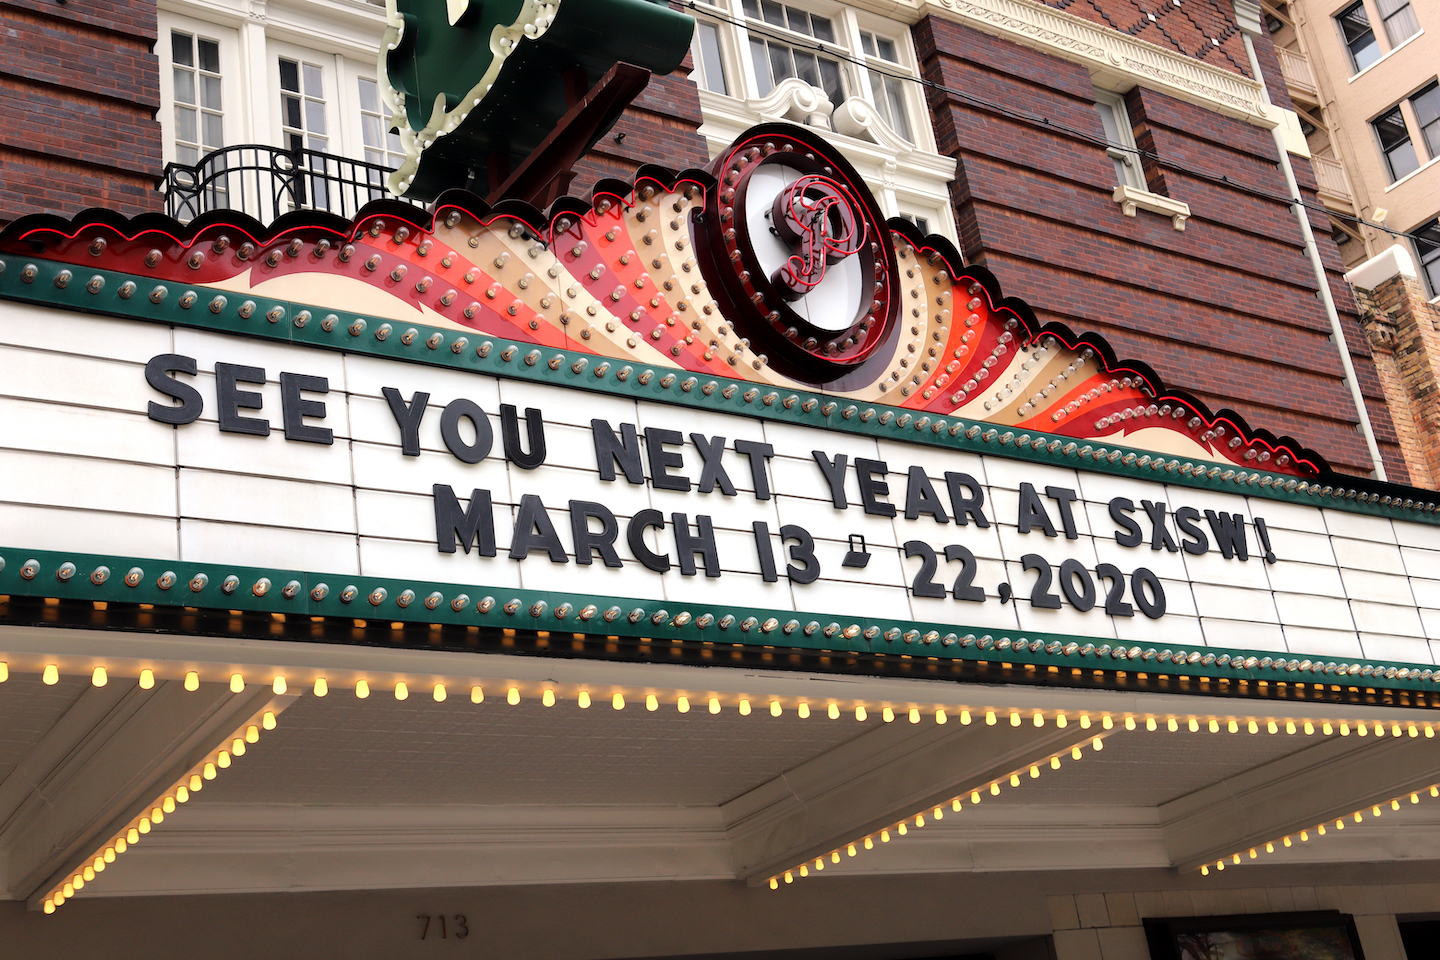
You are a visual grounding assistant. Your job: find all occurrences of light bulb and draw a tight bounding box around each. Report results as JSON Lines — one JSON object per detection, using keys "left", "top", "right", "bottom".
{"left": 1318, "top": 824, "right": 1326, "bottom": 835}
{"left": 314, "top": 678, "right": 328, "bottom": 697}
{"left": 1412, "top": 794, "right": 1421, "bottom": 804}
{"left": 262, "top": 711, "right": 276, "bottom": 730}
{"left": 1392, "top": 799, "right": 1401, "bottom": 811}
{"left": 814, "top": 858, "right": 823, "bottom": 870}
{"left": 738, "top": 698, "right": 751, "bottom": 715}
{"left": 770, "top": 878, "right": 778, "bottom": 890}
{"left": 177, "top": 785, "right": 189, "bottom": 802}
{"left": 1209, "top": 720, "right": 1219, "bottom": 733}
{"left": 855, "top": 706, "right": 867, "bottom": 721}
{"left": 1285, "top": 721, "right": 1295, "bottom": 735}
{"left": 184, "top": 671, "right": 199, "bottom": 691}
{"left": 827, "top": 703, "right": 839, "bottom": 719}
{"left": 232, "top": 738, "right": 245, "bottom": 756}
{"left": 139, "top": 818, "right": 151, "bottom": 834}
{"left": 864, "top": 837, "right": 874, "bottom": 849}
{"left": 189, "top": 774, "right": 202, "bottom": 791}
{"left": 1265, "top": 842, "right": 1274, "bottom": 853}
{"left": 1071, "top": 746, "right": 1082, "bottom": 760}
{"left": 272, "top": 676, "right": 287, "bottom": 695}
{"left": 84, "top": 865, "right": 96, "bottom": 881}
{"left": 1267, "top": 721, "right": 1278, "bottom": 734}
{"left": 1035, "top": 712, "right": 1046, "bottom": 727}
{"left": 1056, "top": 713, "right": 1068, "bottom": 728}
{"left": 92, "top": 666, "right": 108, "bottom": 686}
{"left": 1050, "top": 756, "right": 1061, "bottom": 769}
{"left": 1102, "top": 716, "right": 1113, "bottom": 730}
{"left": 103, "top": 848, "right": 115, "bottom": 863}
{"left": 800, "top": 865, "right": 808, "bottom": 877}
{"left": 1247, "top": 721, "right": 1257, "bottom": 734}
{"left": 784, "top": 872, "right": 793, "bottom": 884}
{"left": 1227, "top": 720, "right": 1238, "bottom": 733}
{"left": 0, "top": 662, "right": 6, "bottom": 682}
{"left": 960, "top": 709, "right": 972, "bottom": 724}
{"left": 217, "top": 751, "right": 230, "bottom": 768}
{"left": 43, "top": 664, "right": 59, "bottom": 685}
{"left": 230, "top": 673, "right": 244, "bottom": 693}
{"left": 1029, "top": 765, "right": 1039, "bottom": 778}
{"left": 648, "top": 695, "right": 660, "bottom": 712}
{"left": 831, "top": 850, "right": 840, "bottom": 863}
{"left": 356, "top": 679, "right": 370, "bottom": 699}
{"left": 915, "top": 814, "right": 924, "bottom": 827}
{"left": 1189, "top": 719, "right": 1199, "bottom": 732}
{"left": 471, "top": 685, "right": 483, "bottom": 703}
{"left": 1009, "top": 774, "right": 1020, "bottom": 787}
{"left": 162, "top": 797, "right": 175, "bottom": 813}
{"left": 769, "top": 700, "right": 780, "bottom": 717}
{"left": 579, "top": 691, "right": 592, "bottom": 709}
{"left": 433, "top": 683, "right": 447, "bottom": 702}
{"left": 1080, "top": 714, "right": 1091, "bottom": 729}
{"left": 1248, "top": 848, "right": 1256, "bottom": 859}
{"left": 910, "top": 708, "right": 921, "bottom": 724}
{"left": 1009, "top": 711, "right": 1020, "bottom": 726}
{"left": 542, "top": 689, "right": 556, "bottom": 707}
{"left": 796, "top": 702, "right": 807, "bottom": 718}
{"left": 1145, "top": 718, "right": 1156, "bottom": 731}
{"left": 881, "top": 830, "right": 890, "bottom": 842}
{"left": 1168, "top": 719, "right": 1178, "bottom": 732}
{"left": 127, "top": 828, "right": 139, "bottom": 844}
{"left": 612, "top": 693, "right": 624, "bottom": 710}
{"left": 990, "top": 783, "right": 1000, "bottom": 795}
{"left": 985, "top": 710, "right": 996, "bottom": 725}
{"left": 883, "top": 707, "right": 895, "bottom": 723}
{"left": 245, "top": 725, "right": 259, "bottom": 743}
{"left": 43, "top": 901, "right": 54, "bottom": 914}
{"left": 63, "top": 883, "right": 74, "bottom": 898}
{"left": 203, "top": 762, "right": 216, "bottom": 780}
{"left": 847, "top": 844, "right": 857, "bottom": 856}
{"left": 1201, "top": 865, "right": 1209, "bottom": 876}
{"left": 936, "top": 709, "right": 947, "bottom": 724}
{"left": 1339, "top": 723, "right": 1349, "bottom": 736}
{"left": 507, "top": 687, "right": 520, "bottom": 705}
{"left": 1092, "top": 737, "right": 1104, "bottom": 751}
{"left": 709, "top": 697, "right": 720, "bottom": 714}
{"left": 933, "top": 806, "right": 943, "bottom": 819}
{"left": 394, "top": 681, "right": 409, "bottom": 700}
{"left": 1284, "top": 836, "right": 1292, "bottom": 847}
{"left": 970, "top": 791, "right": 981, "bottom": 804}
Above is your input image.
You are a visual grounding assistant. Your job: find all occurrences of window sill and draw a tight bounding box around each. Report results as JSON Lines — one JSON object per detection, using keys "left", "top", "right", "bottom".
{"left": 1384, "top": 154, "right": 1440, "bottom": 192}
{"left": 1347, "top": 29, "right": 1424, "bottom": 83}
{"left": 1112, "top": 185, "right": 1191, "bottom": 230}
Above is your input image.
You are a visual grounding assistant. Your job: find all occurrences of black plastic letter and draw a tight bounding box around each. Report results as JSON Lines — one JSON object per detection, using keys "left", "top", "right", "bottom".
{"left": 439, "top": 399, "right": 493, "bottom": 463}
{"left": 145, "top": 354, "right": 203, "bottom": 425}
{"left": 501, "top": 404, "right": 546, "bottom": 469}
{"left": 432, "top": 485, "right": 497, "bottom": 556}
{"left": 279, "top": 373, "right": 332, "bottom": 445}
{"left": 214, "top": 362, "right": 269, "bottom": 436}
{"left": 382, "top": 387, "right": 429, "bottom": 456}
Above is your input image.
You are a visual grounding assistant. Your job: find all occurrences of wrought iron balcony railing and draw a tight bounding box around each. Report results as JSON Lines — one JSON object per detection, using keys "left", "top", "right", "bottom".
{"left": 161, "top": 145, "right": 422, "bottom": 223}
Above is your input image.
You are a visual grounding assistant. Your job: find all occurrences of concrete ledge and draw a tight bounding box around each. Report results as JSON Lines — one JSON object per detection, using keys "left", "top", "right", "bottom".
{"left": 1345, "top": 244, "right": 1418, "bottom": 291}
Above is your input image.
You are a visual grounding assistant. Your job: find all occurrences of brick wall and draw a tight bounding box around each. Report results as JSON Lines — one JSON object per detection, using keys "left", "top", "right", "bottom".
{"left": 1355, "top": 272, "right": 1440, "bottom": 490}
{"left": 0, "top": 0, "right": 163, "bottom": 223}
{"left": 1040, "top": 0, "right": 1252, "bottom": 77}
{"left": 913, "top": 14, "right": 1405, "bottom": 480}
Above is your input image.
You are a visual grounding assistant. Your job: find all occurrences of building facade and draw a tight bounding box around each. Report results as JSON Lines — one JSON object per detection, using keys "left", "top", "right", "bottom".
{"left": 3, "top": 1, "right": 1440, "bottom": 959}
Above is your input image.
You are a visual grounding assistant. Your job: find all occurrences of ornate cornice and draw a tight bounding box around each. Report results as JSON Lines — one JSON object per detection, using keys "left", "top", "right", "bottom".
{"left": 923, "top": 0, "right": 1276, "bottom": 127}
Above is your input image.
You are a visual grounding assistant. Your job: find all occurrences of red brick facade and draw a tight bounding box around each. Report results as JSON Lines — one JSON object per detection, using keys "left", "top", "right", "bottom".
{"left": 1355, "top": 274, "right": 1440, "bottom": 489}
{"left": 913, "top": 14, "right": 1404, "bottom": 481}
{"left": 0, "top": 0, "right": 163, "bottom": 224}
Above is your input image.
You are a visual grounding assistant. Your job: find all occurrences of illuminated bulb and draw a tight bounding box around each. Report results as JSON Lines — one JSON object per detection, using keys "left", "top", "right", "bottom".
{"left": 245, "top": 725, "right": 259, "bottom": 743}
{"left": 127, "top": 828, "right": 139, "bottom": 844}
{"left": 814, "top": 858, "right": 823, "bottom": 870}
{"left": 1009, "top": 774, "right": 1020, "bottom": 787}
{"left": 1189, "top": 719, "right": 1199, "bottom": 732}
{"left": 1168, "top": 719, "right": 1178, "bottom": 732}
{"left": 471, "top": 686, "right": 483, "bottom": 703}
{"left": 1009, "top": 711, "right": 1021, "bottom": 727}
{"left": 272, "top": 676, "right": 287, "bottom": 695}
{"left": 769, "top": 700, "right": 781, "bottom": 717}
{"left": 960, "top": 709, "right": 972, "bottom": 725}
{"left": 856, "top": 706, "right": 867, "bottom": 721}
{"left": 177, "top": 785, "right": 189, "bottom": 802}
{"left": 990, "top": 783, "right": 1001, "bottom": 796}
{"left": 314, "top": 678, "right": 328, "bottom": 697}
{"left": 230, "top": 673, "right": 244, "bottom": 693}
{"left": 203, "top": 762, "right": 216, "bottom": 780}
{"left": 952, "top": 798, "right": 961, "bottom": 812}
{"left": 1124, "top": 716, "right": 1136, "bottom": 732}
{"left": 800, "top": 865, "right": 808, "bottom": 876}
{"left": 1339, "top": 723, "right": 1349, "bottom": 736}
{"left": 1029, "top": 765, "right": 1039, "bottom": 778}
{"left": 393, "top": 681, "right": 410, "bottom": 700}
{"left": 1266, "top": 720, "right": 1277, "bottom": 734}
{"left": 218, "top": 751, "right": 231, "bottom": 770}
{"left": 679, "top": 696, "right": 691, "bottom": 714}
{"left": 139, "top": 818, "right": 151, "bottom": 834}
{"left": 1427, "top": 727, "right": 1436, "bottom": 739}
{"left": 1409, "top": 725, "right": 1419, "bottom": 738}
{"left": 784, "top": 872, "right": 793, "bottom": 884}
{"left": 1080, "top": 714, "right": 1091, "bottom": 729}
{"left": 262, "top": 711, "right": 276, "bottom": 730}
{"left": 1285, "top": 721, "right": 1295, "bottom": 734}
{"left": 881, "top": 830, "right": 890, "bottom": 842}
{"left": 897, "top": 823, "right": 907, "bottom": 835}
{"left": 1145, "top": 718, "right": 1156, "bottom": 731}
{"left": 1284, "top": 836, "right": 1292, "bottom": 847}
{"left": 103, "top": 848, "right": 115, "bottom": 863}
{"left": 648, "top": 695, "right": 660, "bottom": 712}
{"left": 1209, "top": 720, "right": 1220, "bottom": 733}
{"left": 910, "top": 708, "right": 921, "bottom": 724}
{"left": 1092, "top": 737, "right": 1104, "bottom": 751}
{"left": 64, "top": 883, "right": 74, "bottom": 897}
{"left": 1102, "top": 716, "right": 1113, "bottom": 730}
{"left": 934, "top": 806, "right": 943, "bottom": 819}
{"left": 915, "top": 814, "right": 924, "bottom": 827}
{"left": 507, "top": 687, "right": 520, "bottom": 705}
{"left": 831, "top": 851, "right": 839, "bottom": 863}
{"left": 1201, "top": 865, "right": 1209, "bottom": 876}
{"left": 710, "top": 697, "right": 721, "bottom": 714}
{"left": 1412, "top": 794, "right": 1421, "bottom": 804}
{"left": 433, "top": 683, "right": 447, "bottom": 702}
{"left": 1056, "top": 713, "right": 1068, "bottom": 728}
{"left": 739, "top": 698, "right": 751, "bottom": 715}
{"left": 1050, "top": 756, "right": 1061, "bottom": 770}
{"left": 1247, "top": 721, "right": 1257, "bottom": 734}
{"left": 1228, "top": 720, "right": 1239, "bottom": 734}
{"left": 883, "top": 707, "right": 895, "bottom": 723}
{"left": 1216, "top": 860, "right": 1224, "bottom": 871}
{"left": 189, "top": 774, "right": 202, "bottom": 791}
{"left": 43, "top": 664, "right": 59, "bottom": 685}
{"left": 1071, "top": 746, "right": 1082, "bottom": 760}
{"left": 162, "top": 797, "right": 175, "bottom": 814}
{"left": 578, "top": 691, "right": 591, "bottom": 709}
{"left": 0, "top": 663, "right": 5, "bottom": 682}
{"left": 89, "top": 666, "right": 108, "bottom": 687}
{"left": 1232, "top": 854, "right": 1240, "bottom": 864}
{"left": 185, "top": 671, "right": 199, "bottom": 691}
{"left": 971, "top": 791, "right": 981, "bottom": 804}
{"left": 770, "top": 879, "right": 778, "bottom": 890}
{"left": 232, "top": 738, "right": 245, "bottom": 756}
{"left": 1318, "top": 824, "right": 1326, "bottom": 835}
{"left": 1248, "top": 848, "right": 1257, "bottom": 859}
{"left": 847, "top": 844, "right": 857, "bottom": 856}
{"left": 1266, "top": 842, "right": 1274, "bottom": 853}
{"left": 984, "top": 710, "right": 996, "bottom": 725}
{"left": 935, "top": 709, "right": 947, "bottom": 724}
{"left": 827, "top": 703, "right": 839, "bottom": 719}
{"left": 356, "top": 679, "right": 370, "bottom": 699}
{"left": 1433, "top": 786, "right": 1439, "bottom": 797}
{"left": 612, "top": 693, "right": 625, "bottom": 710}
{"left": 1392, "top": 799, "right": 1401, "bottom": 811}
{"left": 44, "top": 902, "right": 54, "bottom": 914}
{"left": 1358, "top": 722, "right": 1369, "bottom": 736}
{"left": 864, "top": 837, "right": 874, "bottom": 849}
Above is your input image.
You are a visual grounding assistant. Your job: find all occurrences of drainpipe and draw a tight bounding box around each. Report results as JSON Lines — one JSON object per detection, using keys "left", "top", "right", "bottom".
{"left": 1234, "top": 0, "right": 1387, "bottom": 480}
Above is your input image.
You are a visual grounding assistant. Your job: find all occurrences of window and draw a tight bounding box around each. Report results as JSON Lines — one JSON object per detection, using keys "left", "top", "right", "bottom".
{"left": 1094, "top": 91, "right": 1146, "bottom": 190}
{"left": 1416, "top": 219, "right": 1440, "bottom": 298}
{"left": 742, "top": 0, "right": 845, "bottom": 105}
{"left": 1337, "top": 2, "right": 1381, "bottom": 73}
{"left": 1374, "top": 104, "right": 1420, "bottom": 180}
{"left": 280, "top": 58, "right": 329, "bottom": 154}
{"left": 171, "top": 31, "right": 223, "bottom": 166}
{"left": 859, "top": 30, "right": 912, "bottom": 141}
{"left": 1376, "top": 0, "right": 1420, "bottom": 47}
{"left": 899, "top": 213, "right": 930, "bottom": 234}
{"left": 358, "top": 78, "right": 403, "bottom": 172}
{"left": 692, "top": 20, "right": 729, "bottom": 95}
{"left": 1414, "top": 81, "right": 1440, "bottom": 160}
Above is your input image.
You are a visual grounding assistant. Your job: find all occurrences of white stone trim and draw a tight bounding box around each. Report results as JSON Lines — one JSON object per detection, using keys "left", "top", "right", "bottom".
{"left": 1344, "top": 243, "right": 1419, "bottom": 290}
{"left": 1113, "top": 184, "right": 1191, "bottom": 230}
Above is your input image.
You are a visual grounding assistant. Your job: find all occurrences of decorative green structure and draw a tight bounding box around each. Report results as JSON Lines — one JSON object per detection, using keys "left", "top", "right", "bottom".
{"left": 379, "top": 0, "right": 695, "bottom": 201}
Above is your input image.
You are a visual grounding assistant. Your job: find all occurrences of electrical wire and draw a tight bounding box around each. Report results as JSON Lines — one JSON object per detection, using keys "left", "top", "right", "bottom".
{"left": 679, "top": 0, "right": 1435, "bottom": 247}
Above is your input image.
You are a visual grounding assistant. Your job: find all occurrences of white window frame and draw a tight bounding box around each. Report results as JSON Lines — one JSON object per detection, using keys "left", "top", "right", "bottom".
{"left": 156, "top": 12, "right": 243, "bottom": 167}
{"left": 1093, "top": 89, "right": 1147, "bottom": 191}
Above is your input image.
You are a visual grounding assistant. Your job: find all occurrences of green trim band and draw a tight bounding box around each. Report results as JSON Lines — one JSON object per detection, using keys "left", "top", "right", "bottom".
{"left": 2, "top": 256, "right": 1436, "bottom": 526}
{"left": 2, "top": 546, "right": 1436, "bottom": 699}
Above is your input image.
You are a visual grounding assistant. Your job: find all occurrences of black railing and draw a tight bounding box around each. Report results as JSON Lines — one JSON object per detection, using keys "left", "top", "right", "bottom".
{"left": 161, "top": 145, "right": 422, "bottom": 223}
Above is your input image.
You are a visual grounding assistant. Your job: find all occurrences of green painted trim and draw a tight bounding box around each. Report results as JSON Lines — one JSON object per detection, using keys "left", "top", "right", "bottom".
{"left": 1, "top": 546, "right": 1437, "bottom": 698}
{"left": 1, "top": 254, "right": 1437, "bottom": 529}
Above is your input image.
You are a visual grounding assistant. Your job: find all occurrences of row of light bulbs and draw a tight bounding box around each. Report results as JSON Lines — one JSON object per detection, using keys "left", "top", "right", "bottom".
{"left": 40, "top": 704, "right": 277, "bottom": 914}
{"left": 767, "top": 733, "right": 1114, "bottom": 889}
{"left": 1202, "top": 783, "right": 1440, "bottom": 876}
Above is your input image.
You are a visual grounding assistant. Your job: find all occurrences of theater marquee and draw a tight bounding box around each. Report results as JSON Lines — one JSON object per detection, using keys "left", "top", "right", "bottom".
{"left": 2, "top": 125, "right": 1438, "bottom": 699}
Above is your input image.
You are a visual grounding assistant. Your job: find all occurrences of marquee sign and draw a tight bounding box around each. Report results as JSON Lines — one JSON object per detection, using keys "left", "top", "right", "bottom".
{"left": 2, "top": 125, "right": 1439, "bottom": 702}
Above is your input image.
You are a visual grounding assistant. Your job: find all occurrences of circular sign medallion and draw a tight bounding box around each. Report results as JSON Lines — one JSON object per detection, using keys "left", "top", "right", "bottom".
{"left": 693, "top": 124, "right": 900, "bottom": 385}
